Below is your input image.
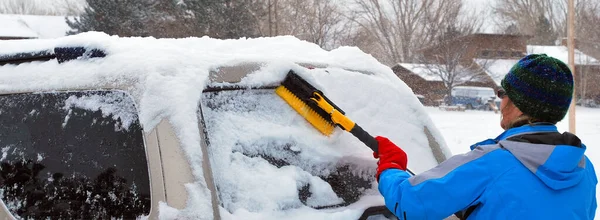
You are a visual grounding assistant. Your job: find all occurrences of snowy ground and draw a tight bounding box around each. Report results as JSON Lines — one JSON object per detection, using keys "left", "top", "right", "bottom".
{"left": 424, "top": 106, "right": 600, "bottom": 217}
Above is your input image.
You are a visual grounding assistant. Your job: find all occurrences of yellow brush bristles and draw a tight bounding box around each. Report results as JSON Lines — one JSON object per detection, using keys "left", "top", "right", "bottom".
{"left": 275, "top": 86, "right": 335, "bottom": 136}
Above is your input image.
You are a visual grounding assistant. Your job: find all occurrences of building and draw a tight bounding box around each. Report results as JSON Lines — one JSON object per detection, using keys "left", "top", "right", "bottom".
{"left": 394, "top": 33, "right": 600, "bottom": 106}
{"left": 392, "top": 63, "right": 490, "bottom": 106}
{"left": 394, "top": 34, "right": 532, "bottom": 106}
{"left": 480, "top": 45, "right": 600, "bottom": 104}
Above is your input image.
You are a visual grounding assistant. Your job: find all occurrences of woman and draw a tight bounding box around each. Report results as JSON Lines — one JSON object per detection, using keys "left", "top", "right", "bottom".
{"left": 375, "top": 54, "right": 597, "bottom": 219}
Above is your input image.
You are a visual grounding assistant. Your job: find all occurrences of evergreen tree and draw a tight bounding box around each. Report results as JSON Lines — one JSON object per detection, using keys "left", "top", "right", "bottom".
{"left": 66, "top": 0, "right": 194, "bottom": 37}
{"left": 503, "top": 23, "right": 519, "bottom": 35}
{"left": 531, "top": 15, "right": 557, "bottom": 45}
{"left": 66, "top": 0, "right": 151, "bottom": 36}
{"left": 183, "top": 0, "right": 263, "bottom": 39}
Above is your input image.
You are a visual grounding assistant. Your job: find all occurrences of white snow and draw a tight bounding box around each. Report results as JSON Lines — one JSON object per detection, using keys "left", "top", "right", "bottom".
{"left": 476, "top": 58, "right": 519, "bottom": 86}
{"left": 62, "top": 92, "right": 139, "bottom": 131}
{"left": 528, "top": 45, "right": 600, "bottom": 65}
{"left": 426, "top": 106, "right": 600, "bottom": 218}
{"left": 396, "top": 63, "right": 480, "bottom": 82}
{"left": 0, "top": 32, "right": 449, "bottom": 219}
{"left": 0, "top": 14, "right": 72, "bottom": 39}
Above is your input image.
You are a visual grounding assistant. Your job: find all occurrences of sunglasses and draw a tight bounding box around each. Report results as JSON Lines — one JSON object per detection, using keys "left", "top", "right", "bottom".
{"left": 497, "top": 89, "right": 507, "bottom": 99}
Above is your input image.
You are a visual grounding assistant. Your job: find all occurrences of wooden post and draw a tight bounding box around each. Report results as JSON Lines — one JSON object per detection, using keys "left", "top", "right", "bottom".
{"left": 568, "top": 0, "right": 576, "bottom": 134}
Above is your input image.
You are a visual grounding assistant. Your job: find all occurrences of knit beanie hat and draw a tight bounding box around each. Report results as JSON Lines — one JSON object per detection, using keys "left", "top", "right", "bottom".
{"left": 501, "top": 54, "right": 573, "bottom": 123}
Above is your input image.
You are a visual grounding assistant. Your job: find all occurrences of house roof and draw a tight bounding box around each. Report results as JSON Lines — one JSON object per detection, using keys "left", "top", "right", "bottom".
{"left": 475, "top": 59, "right": 519, "bottom": 86}
{"left": 396, "top": 63, "right": 480, "bottom": 83}
{"left": 527, "top": 45, "right": 600, "bottom": 65}
{"left": 478, "top": 45, "right": 600, "bottom": 86}
{"left": 0, "top": 14, "right": 72, "bottom": 39}
{"left": 397, "top": 63, "right": 443, "bottom": 81}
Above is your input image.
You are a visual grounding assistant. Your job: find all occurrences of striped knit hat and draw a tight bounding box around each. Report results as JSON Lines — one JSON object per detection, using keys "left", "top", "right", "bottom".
{"left": 501, "top": 54, "right": 573, "bottom": 123}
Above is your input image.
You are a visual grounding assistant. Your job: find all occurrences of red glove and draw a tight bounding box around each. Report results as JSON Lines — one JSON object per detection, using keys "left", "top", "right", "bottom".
{"left": 373, "top": 136, "right": 408, "bottom": 181}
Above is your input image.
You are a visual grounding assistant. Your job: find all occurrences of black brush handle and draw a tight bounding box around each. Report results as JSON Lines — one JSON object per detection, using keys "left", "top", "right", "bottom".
{"left": 350, "top": 124, "right": 416, "bottom": 176}
{"left": 350, "top": 124, "right": 379, "bottom": 153}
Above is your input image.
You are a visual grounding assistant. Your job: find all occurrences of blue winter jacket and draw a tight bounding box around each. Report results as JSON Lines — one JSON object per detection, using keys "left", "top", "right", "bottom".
{"left": 378, "top": 124, "right": 597, "bottom": 219}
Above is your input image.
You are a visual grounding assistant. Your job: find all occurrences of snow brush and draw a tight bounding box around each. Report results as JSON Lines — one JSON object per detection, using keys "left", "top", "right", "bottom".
{"left": 275, "top": 70, "right": 415, "bottom": 175}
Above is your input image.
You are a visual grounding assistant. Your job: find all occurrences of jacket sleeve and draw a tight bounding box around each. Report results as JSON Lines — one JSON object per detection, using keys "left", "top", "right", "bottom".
{"left": 378, "top": 146, "right": 500, "bottom": 219}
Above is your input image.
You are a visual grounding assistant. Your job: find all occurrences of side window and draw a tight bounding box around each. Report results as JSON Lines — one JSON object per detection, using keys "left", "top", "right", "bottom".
{"left": 200, "top": 89, "right": 374, "bottom": 213}
{"left": 467, "top": 89, "right": 477, "bottom": 97}
{"left": 0, "top": 91, "right": 150, "bottom": 219}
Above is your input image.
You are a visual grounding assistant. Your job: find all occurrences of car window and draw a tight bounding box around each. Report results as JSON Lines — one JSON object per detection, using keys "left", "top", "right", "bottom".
{"left": 200, "top": 88, "right": 375, "bottom": 213}
{"left": 0, "top": 91, "right": 150, "bottom": 219}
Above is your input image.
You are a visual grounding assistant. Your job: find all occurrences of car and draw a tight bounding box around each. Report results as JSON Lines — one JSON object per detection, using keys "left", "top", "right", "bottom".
{"left": 0, "top": 32, "right": 452, "bottom": 220}
{"left": 448, "top": 86, "right": 499, "bottom": 110}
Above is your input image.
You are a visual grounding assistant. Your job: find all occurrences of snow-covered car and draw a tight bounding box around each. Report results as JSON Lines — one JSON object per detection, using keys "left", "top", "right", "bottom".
{"left": 0, "top": 32, "right": 452, "bottom": 220}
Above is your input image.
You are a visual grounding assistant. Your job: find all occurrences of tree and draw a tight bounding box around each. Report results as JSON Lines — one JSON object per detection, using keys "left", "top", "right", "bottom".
{"left": 183, "top": 0, "right": 264, "bottom": 39}
{"left": 347, "top": 0, "right": 481, "bottom": 65}
{"left": 66, "top": 0, "right": 152, "bottom": 36}
{"left": 0, "top": 0, "right": 36, "bottom": 14}
{"left": 493, "top": 0, "right": 561, "bottom": 33}
{"left": 0, "top": 0, "right": 86, "bottom": 15}
{"left": 503, "top": 23, "right": 519, "bottom": 35}
{"left": 67, "top": 0, "right": 198, "bottom": 38}
{"left": 415, "top": 38, "right": 490, "bottom": 104}
{"left": 575, "top": 0, "right": 600, "bottom": 44}
{"left": 258, "top": 0, "right": 347, "bottom": 50}
{"left": 531, "top": 15, "right": 557, "bottom": 45}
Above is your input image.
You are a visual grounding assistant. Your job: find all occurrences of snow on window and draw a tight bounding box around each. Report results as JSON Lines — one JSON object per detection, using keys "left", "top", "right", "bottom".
{"left": 62, "top": 92, "right": 138, "bottom": 131}
{"left": 202, "top": 89, "right": 350, "bottom": 212}
{"left": 199, "top": 67, "right": 447, "bottom": 219}
{"left": 0, "top": 91, "right": 150, "bottom": 219}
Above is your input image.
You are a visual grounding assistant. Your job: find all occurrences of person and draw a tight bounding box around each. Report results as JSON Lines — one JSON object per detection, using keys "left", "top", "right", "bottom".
{"left": 374, "top": 54, "right": 597, "bottom": 219}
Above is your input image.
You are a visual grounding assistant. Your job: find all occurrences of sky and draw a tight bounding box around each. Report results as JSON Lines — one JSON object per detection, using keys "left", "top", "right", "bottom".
{"left": 463, "top": 0, "right": 500, "bottom": 33}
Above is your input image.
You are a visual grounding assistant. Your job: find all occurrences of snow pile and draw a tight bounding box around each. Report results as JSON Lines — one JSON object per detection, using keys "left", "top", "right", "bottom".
{"left": 0, "top": 32, "right": 450, "bottom": 219}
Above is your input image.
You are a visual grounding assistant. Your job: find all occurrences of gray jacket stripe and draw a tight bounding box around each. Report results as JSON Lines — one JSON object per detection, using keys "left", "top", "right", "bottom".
{"left": 409, "top": 145, "right": 501, "bottom": 186}
{"left": 578, "top": 156, "right": 586, "bottom": 168}
{"left": 499, "top": 140, "right": 554, "bottom": 173}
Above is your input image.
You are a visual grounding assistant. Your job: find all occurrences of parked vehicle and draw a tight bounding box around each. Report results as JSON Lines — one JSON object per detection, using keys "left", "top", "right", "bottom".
{"left": 0, "top": 33, "right": 452, "bottom": 220}
{"left": 448, "top": 86, "right": 499, "bottom": 110}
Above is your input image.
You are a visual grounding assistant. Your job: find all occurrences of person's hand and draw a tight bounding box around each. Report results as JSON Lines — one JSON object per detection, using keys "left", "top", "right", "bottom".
{"left": 373, "top": 136, "right": 407, "bottom": 181}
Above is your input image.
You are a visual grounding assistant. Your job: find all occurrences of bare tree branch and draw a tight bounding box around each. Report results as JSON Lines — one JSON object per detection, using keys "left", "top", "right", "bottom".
{"left": 347, "top": 0, "right": 480, "bottom": 65}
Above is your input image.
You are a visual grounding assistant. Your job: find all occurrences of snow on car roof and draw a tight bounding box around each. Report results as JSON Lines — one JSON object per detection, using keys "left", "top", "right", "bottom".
{"left": 0, "top": 32, "right": 451, "bottom": 219}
